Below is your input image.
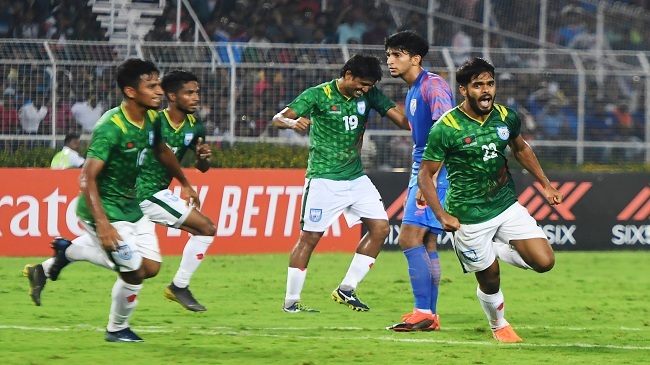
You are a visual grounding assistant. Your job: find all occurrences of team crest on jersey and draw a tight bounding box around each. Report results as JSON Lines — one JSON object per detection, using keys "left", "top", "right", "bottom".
{"left": 184, "top": 133, "right": 194, "bottom": 146}
{"left": 496, "top": 126, "right": 510, "bottom": 140}
{"left": 309, "top": 208, "right": 322, "bottom": 222}
{"left": 356, "top": 101, "right": 366, "bottom": 115}
{"left": 410, "top": 99, "right": 417, "bottom": 116}
{"left": 461, "top": 249, "right": 479, "bottom": 262}
{"left": 116, "top": 244, "right": 133, "bottom": 260}
{"left": 149, "top": 131, "right": 155, "bottom": 146}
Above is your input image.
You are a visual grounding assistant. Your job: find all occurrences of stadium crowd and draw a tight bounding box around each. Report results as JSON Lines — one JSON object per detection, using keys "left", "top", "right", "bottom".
{"left": 0, "top": 0, "right": 648, "bottom": 164}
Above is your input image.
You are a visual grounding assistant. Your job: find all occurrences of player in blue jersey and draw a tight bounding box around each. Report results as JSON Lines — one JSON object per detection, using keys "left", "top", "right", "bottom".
{"left": 384, "top": 31, "right": 454, "bottom": 331}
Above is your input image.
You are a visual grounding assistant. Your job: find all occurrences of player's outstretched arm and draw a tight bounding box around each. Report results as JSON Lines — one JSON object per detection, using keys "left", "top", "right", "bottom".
{"left": 508, "top": 135, "right": 563, "bottom": 205}
{"left": 194, "top": 137, "right": 211, "bottom": 173}
{"left": 418, "top": 160, "right": 460, "bottom": 231}
{"left": 153, "top": 143, "right": 201, "bottom": 209}
{"left": 79, "top": 158, "right": 122, "bottom": 251}
{"left": 385, "top": 106, "right": 410, "bottom": 130}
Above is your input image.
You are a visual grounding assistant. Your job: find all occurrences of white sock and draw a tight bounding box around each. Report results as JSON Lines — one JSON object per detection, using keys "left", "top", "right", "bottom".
{"left": 172, "top": 235, "right": 213, "bottom": 288}
{"left": 41, "top": 257, "right": 56, "bottom": 279}
{"left": 65, "top": 235, "right": 115, "bottom": 270}
{"left": 285, "top": 267, "right": 307, "bottom": 307}
{"left": 493, "top": 241, "right": 532, "bottom": 270}
{"left": 107, "top": 278, "right": 142, "bottom": 332}
{"left": 339, "top": 253, "right": 375, "bottom": 291}
{"left": 476, "top": 286, "right": 509, "bottom": 330}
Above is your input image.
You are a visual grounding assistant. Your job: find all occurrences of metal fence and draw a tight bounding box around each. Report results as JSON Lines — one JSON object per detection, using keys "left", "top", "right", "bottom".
{"left": 0, "top": 40, "right": 648, "bottom": 168}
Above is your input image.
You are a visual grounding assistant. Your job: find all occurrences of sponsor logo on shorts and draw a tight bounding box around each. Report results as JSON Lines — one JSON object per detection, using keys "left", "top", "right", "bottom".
{"left": 309, "top": 208, "right": 322, "bottom": 222}
{"left": 116, "top": 244, "right": 133, "bottom": 260}
{"left": 518, "top": 182, "right": 591, "bottom": 220}
{"left": 164, "top": 191, "right": 179, "bottom": 202}
{"left": 461, "top": 249, "right": 478, "bottom": 262}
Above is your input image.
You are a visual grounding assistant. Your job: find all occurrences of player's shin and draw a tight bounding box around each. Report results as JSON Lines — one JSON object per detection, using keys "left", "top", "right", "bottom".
{"left": 173, "top": 235, "right": 213, "bottom": 288}
{"left": 107, "top": 278, "right": 142, "bottom": 332}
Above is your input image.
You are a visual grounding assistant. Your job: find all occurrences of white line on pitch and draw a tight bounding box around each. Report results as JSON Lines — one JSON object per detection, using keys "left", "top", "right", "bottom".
{"left": 1, "top": 325, "right": 649, "bottom": 351}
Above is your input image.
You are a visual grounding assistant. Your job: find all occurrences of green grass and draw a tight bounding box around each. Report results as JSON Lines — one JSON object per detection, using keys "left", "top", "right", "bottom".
{"left": 2, "top": 251, "right": 649, "bottom": 364}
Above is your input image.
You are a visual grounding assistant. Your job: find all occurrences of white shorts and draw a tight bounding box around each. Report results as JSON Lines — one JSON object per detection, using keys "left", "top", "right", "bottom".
{"left": 453, "top": 202, "right": 546, "bottom": 273}
{"left": 79, "top": 216, "right": 162, "bottom": 272}
{"left": 139, "top": 189, "right": 193, "bottom": 228}
{"left": 301, "top": 175, "right": 388, "bottom": 232}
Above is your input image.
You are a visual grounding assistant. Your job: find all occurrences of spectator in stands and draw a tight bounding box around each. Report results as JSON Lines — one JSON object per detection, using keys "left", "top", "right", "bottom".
{"left": 398, "top": 12, "right": 427, "bottom": 40}
{"left": 362, "top": 16, "right": 391, "bottom": 45}
{"left": 145, "top": 18, "right": 174, "bottom": 42}
{"left": 0, "top": 97, "right": 19, "bottom": 133}
{"left": 451, "top": 25, "right": 473, "bottom": 66}
{"left": 51, "top": 133, "right": 84, "bottom": 169}
{"left": 71, "top": 92, "right": 104, "bottom": 134}
{"left": 12, "top": 9, "right": 42, "bottom": 39}
{"left": 537, "top": 100, "right": 570, "bottom": 140}
{"left": 19, "top": 93, "right": 48, "bottom": 134}
{"left": 0, "top": 0, "right": 13, "bottom": 38}
{"left": 499, "top": 72, "right": 537, "bottom": 139}
{"left": 335, "top": 5, "right": 368, "bottom": 44}
{"left": 553, "top": 5, "right": 585, "bottom": 46}
{"left": 527, "top": 80, "right": 569, "bottom": 120}
{"left": 607, "top": 102, "right": 644, "bottom": 161}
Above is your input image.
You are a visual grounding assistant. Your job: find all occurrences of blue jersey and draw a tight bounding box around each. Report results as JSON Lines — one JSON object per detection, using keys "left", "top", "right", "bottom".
{"left": 406, "top": 70, "right": 454, "bottom": 188}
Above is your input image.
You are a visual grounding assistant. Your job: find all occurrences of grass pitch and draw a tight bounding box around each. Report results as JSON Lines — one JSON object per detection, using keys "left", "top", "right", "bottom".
{"left": 2, "top": 251, "right": 649, "bottom": 364}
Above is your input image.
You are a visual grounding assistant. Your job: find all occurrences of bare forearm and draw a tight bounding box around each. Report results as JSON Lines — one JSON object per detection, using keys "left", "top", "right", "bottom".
{"left": 514, "top": 147, "right": 551, "bottom": 188}
{"left": 82, "top": 180, "right": 109, "bottom": 224}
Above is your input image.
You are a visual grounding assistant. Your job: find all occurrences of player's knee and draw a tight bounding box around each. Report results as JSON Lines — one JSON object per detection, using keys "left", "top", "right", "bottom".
{"left": 531, "top": 254, "right": 555, "bottom": 273}
{"left": 198, "top": 221, "right": 216, "bottom": 236}
{"left": 120, "top": 270, "right": 146, "bottom": 285}
{"left": 373, "top": 221, "right": 390, "bottom": 239}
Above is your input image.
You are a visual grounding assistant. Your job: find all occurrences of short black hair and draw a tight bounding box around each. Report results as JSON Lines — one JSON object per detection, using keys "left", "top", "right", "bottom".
{"left": 456, "top": 57, "right": 495, "bottom": 86}
{"left": 64, "top": 133, "right": 80, "bottom": 144}
{"left": 161, "top": 70, "right": 199, "bottom": 95}
{"left": 116, "top": 58, "right": 159, "bottom": 93}
{"left": 340, "top": 54, "right": 383, "bottom": 82}
{"left": 384, "top": 30, "right": 429, "bottom": 59}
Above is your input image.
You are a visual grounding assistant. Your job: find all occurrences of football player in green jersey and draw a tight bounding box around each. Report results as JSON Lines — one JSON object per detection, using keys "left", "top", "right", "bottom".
{"left": 145, "top": 70, "right": 216, "bottom": 312}
{"left": 274, "top": 54, "right": 410, "bottom": 313}
{"left": 417, "top": 57, "right": 563, "bottom": 342}
{"left": 24, "top": 59, "right": 200, "bottom": 343}
{"left": 25, "top": 71, "right": 216, "bottom": 313}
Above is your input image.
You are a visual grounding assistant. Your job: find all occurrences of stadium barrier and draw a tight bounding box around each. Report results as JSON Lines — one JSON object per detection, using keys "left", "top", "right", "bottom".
{"left": 0, "top": 168, "right": 360, "bottom": 256}
{"left": 370, "top": 171, "right": 650, "bottom": 251}
{"left": 0, "top": 169, "right": 648, "bottom": 256}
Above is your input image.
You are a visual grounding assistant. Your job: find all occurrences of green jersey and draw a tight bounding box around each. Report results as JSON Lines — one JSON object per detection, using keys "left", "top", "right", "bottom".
{"left": 288, "top": 79, "right": 395, "bottom": 180}
{"left": 76, "top": 106, "right": 161, "bottom": 223}
{"left": 422, "top": 103, "right": 520, "bottom": 224}
{"left": 136, "top": 110, "right": 205, "bottom": 201}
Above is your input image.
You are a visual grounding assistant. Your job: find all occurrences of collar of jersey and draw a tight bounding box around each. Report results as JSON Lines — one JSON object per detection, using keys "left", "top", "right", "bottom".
{"left": 458, "top": 101, "right": 494, "bottom": 126}
{"left": 163, "top": 109, "right": 187, "bottom": 132}
{"left": 334, "top": 79, "right": 353, "bottom": 101}
{"left": 119, "top": 103, "right": 146, "bottom": 129}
